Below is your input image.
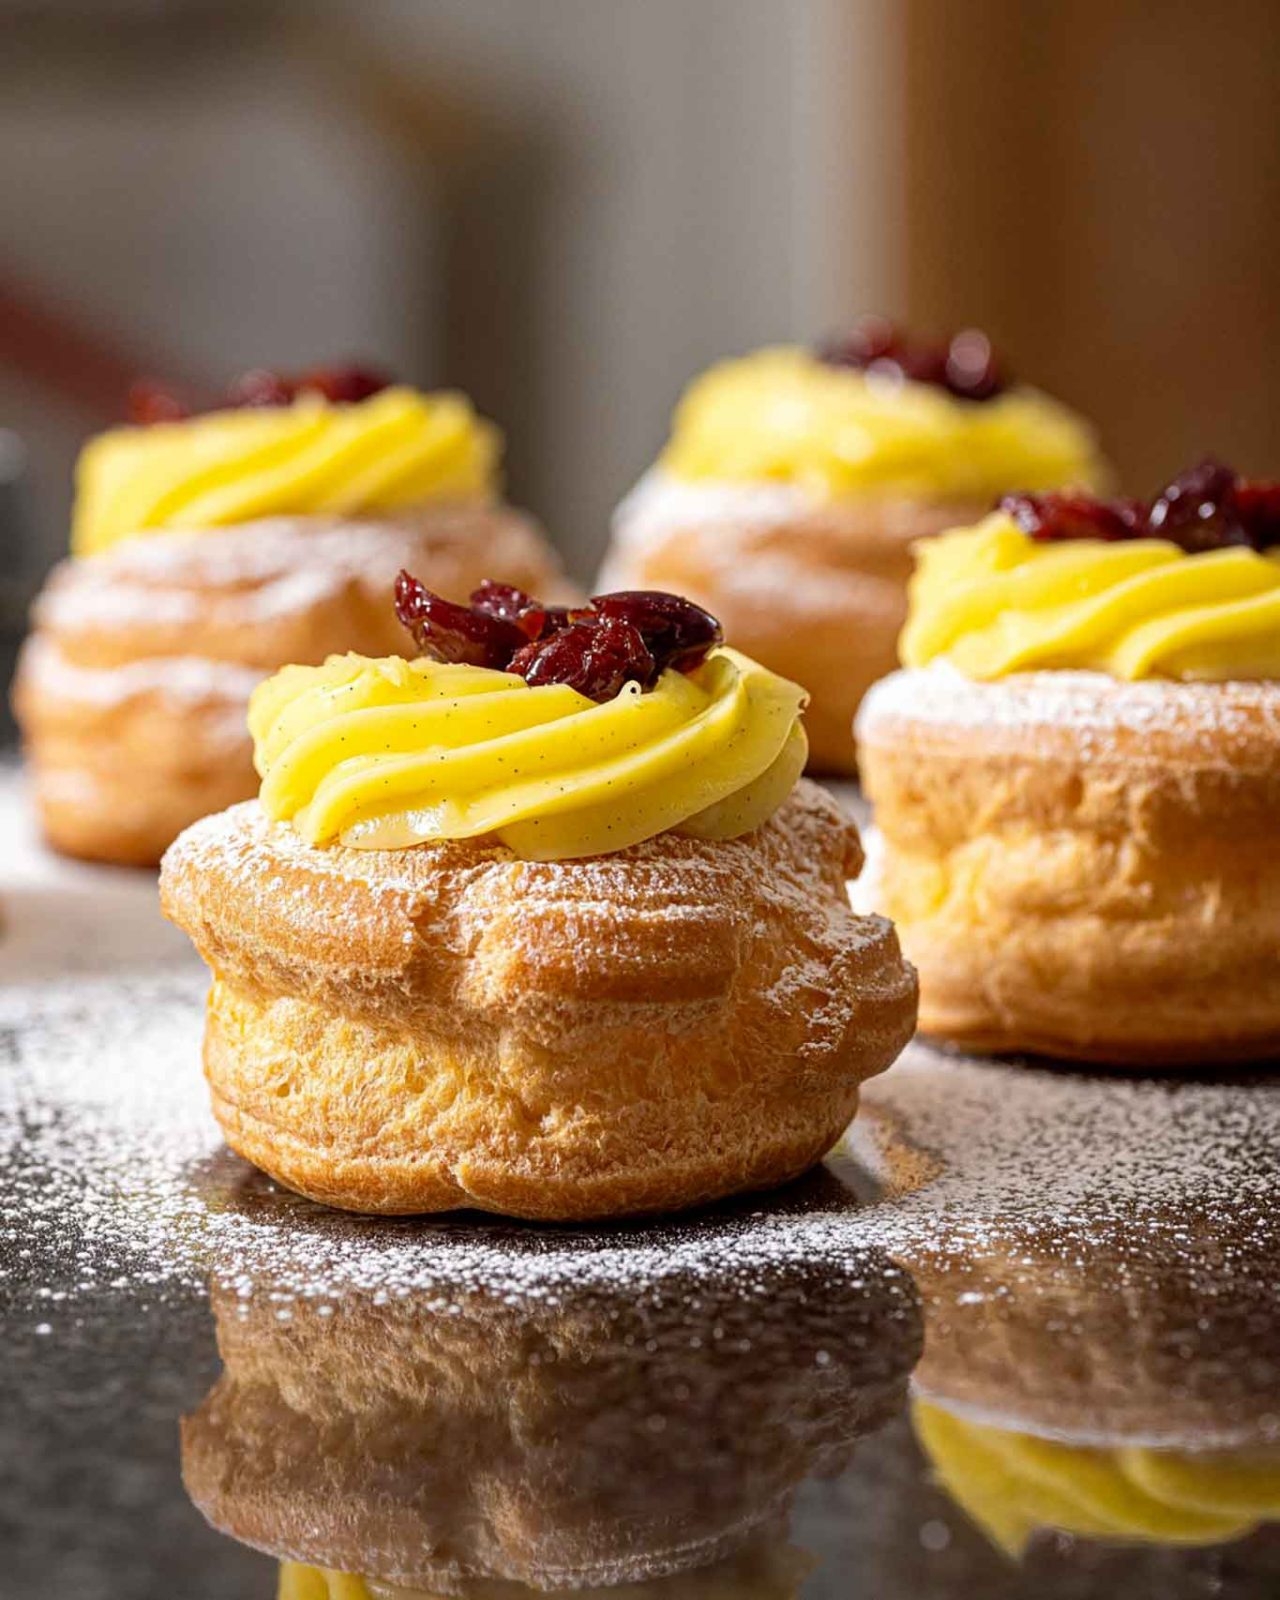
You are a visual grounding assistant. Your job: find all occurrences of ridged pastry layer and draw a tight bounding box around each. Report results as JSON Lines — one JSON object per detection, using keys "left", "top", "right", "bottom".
{"left": 13, "top": 506, "right": 566, "bottom": 866}
{"left": 857, "top": 666, "right": 1280, "bottom": 1063}
{"left": 601, "top": 471, "right": 986, "bottom": 775}
{"left": 159, "top": 781, "right": 917, "bottom": 1218}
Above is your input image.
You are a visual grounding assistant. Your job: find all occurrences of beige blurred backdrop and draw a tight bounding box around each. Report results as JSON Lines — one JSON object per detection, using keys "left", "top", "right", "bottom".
{"left": 2, "top": 0, "right": 1278, "bottom": 635}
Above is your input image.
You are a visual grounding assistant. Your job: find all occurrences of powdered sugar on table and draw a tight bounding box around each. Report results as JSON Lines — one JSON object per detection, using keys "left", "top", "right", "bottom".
{"left": 2, "top": 765, "right": 1277, "bottom": 1386}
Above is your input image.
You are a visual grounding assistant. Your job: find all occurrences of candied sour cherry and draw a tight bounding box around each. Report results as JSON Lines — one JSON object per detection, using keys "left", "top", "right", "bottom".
{"left": 394, "top": 575, "right": 724, "bottom": 702}
{"left": 126, "top": 363, "right": 392, "bottom": 424}
{"left": 1000, "top": 459, "right": 1280, "bottom": 553}
{"left": 818, "top": 316, "right": 1008, "bottom": 402}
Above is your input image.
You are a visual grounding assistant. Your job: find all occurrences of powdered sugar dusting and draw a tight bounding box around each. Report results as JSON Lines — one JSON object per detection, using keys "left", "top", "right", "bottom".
{"left": 160, "top": 785, "right": 892, "bottom": 974}
{"left": 19, "top": 636, "right": 265, "bottom": 711}
{"left": 854, "top": 1048, "right": 1280, "bottom": 1446}
{"left": 47, "top": 514, "right": 485, "bottom": 590}
{"left": 33, "top": 507, "right": 562, "bottom": 642}
{"left": 0, "top": 966, "right": 905, "bottom": 1312}
{"left": 3, "top": 770, "right": 895, "bottom": 1315}
{"left": 36, "top": 552, "right": 355, "bottom": 634}
{"left": 603, "top": 469, "right": 818, "bottom": 575}
{"left": 854, "top": 1050, "right": 1280, "bottom": 1250}
{"left": 3, "top": 766, "right": 1277, "bottom": 1443}
{"left": 600, "top": 470, "right": 909, "bottom": 615}
{"left": 858, "top": 662, "right": 1280, "bottom": 750}
{"left": 4, "top": 955, "right": 1276, "bottom": 1319}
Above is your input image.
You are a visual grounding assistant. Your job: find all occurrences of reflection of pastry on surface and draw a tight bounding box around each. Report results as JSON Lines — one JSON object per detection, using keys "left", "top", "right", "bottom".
{"left": 278, "top": 1536, "right": 812, "bottom": 1599}
{"left": 600, "top": 336, "right": 1107, "bottom": 775}
{"left": 915, "top": 1400, "right": 1280, "bottom": 1559}
{"left": 862, "top": 1057, "right": 1280, "bottom": 1442}
{"left": 13, "top": 377, "right": 567, "bottom": 868}
{"left": 858, "top": 476, "right": 1280, "bottom": 1063}
{"left": 907, "top": 1224, "right": 1280, "bottom": 1450}
{"left": 182, "top": 1252, "right": 920, "bottom": 1592}
{"left": 853, "top": 1043, "right": 1280, "bottom": 1563}
{"left": 161, "top": 778, "right": 916, "bottom": 1218}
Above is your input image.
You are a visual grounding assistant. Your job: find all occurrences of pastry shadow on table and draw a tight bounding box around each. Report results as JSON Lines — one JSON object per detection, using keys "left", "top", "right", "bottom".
{"left": 907, "top": 1032, "right": 1280, "bottom": 1086}
{"left": 180, "top": 1133, "right": 890, "bottom": 1244}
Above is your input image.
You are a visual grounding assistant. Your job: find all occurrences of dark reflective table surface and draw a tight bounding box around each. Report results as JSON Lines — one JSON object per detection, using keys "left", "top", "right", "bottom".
{"left": 3, "top": 774, "right": 1280, "bottom": 1599}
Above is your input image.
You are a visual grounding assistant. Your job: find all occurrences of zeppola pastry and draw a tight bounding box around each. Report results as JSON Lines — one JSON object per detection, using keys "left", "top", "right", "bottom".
{"left": 161, "top": 581, "right": 917, "bottom": 1218}
{"left": 600, "top": 321, "right": 1107, "bottom": 773}
{"left": 858, "top": 461, "right": 1280, "bottom": 1063}
{"left": 12, "top": 365, "right": 566, "bottom": 866}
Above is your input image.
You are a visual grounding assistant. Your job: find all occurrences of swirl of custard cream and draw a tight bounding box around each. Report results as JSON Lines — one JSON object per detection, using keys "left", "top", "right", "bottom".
{"left": 659, "top": 348, "right": 1106, "bottom": 503}
{"left": 915, "top": 1402, "right": 1280, "bottom": 1558}
{"left": 73, "top": 387, "right": 499, "bottom": 557}
{"left": 248, "top": 647, "right": 809, "bottom": 860}
{"left": 900, "top": 511, "right": 1280, "bottom": 680}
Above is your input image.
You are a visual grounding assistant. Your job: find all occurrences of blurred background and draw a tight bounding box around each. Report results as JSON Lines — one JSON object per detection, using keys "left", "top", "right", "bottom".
{"left": 3, "top": 0, "right": 1280, "bottom": 708}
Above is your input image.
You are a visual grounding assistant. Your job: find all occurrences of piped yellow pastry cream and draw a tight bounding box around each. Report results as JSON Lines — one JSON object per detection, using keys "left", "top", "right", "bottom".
{"left": 249, "top": 647, "right": 809, "bottom": 861}
{"left": 659, "top": 347, "right": 1106, "bottom": 503}
{"left": 914, "top": 1401, "right": 1280, "bottom": 1559}
{"left": 73, "top": 387, "right": 499, "bottom": 556}
{"left": 901, "top": 510, "right": 1280, "bottom": 681}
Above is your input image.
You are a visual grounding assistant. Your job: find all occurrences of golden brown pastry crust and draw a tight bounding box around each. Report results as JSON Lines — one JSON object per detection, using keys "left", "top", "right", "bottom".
{"left": 181, "top": 1252, "right": 917, "bottom": 1590}
{"left": 857, "top": 666, "right": 1280, "bottom": 1063}
{"left": 159, "top": 781, "right": 917, "bottom": 1218}
{"left": 13, "top": 507, "right": 568, "bottom": 867}
{"left": 601, "top": 472, "right": 986, "bottom": 775}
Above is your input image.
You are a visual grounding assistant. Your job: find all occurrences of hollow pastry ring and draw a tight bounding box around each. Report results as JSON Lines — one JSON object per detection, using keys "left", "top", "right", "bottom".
{"left": 159, "top": 780, "right": 918, "bottom": 1218}
{"left": 13, "top": 507, "right": 566, "bottom": 867}
{"left": 601, "top": 471, "right": 988, "bottom": 775}
{"left": 856, "top": 664, "right": 1280, "bottom": 1064}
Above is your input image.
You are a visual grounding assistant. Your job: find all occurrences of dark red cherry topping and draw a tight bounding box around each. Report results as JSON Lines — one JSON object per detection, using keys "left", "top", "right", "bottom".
{"left": 394, "top": 571, "right": 526, "bottom": 669}
{"left": 1146, "top": 458, "right": 1253, "bottom": 553}
{"left": 1234, "top": 479, "right": 1280, "bottom": 540}
{"left": 999, "top": 459, "right": 1280, "bottom": 553}
{"left": 297, "top": 363, "right": 390, "bottom": 404}
{"left": 470, "top": 580, "right": 539, "bottom": 629}
{"left": 818, "top": 317, "right": 1008, "bottom": 402}
{"left": 395, "top": 574, "right": 724, "bottom": 702}
{"left": 1000, "top": 491, "right": 1146, "bottom": 544}
{"left": 126, "top": 362, "right": 392, "bottom": 424}
{"left": 510, "top": 616, "right": 655, "bottom": 701}
{"left": 591, "top": 590, "right": 723, "bottom": 673}
{"left": 516, "top": 604, "right": 579, "bottom": 642}
{"left": 470, "top": 583, "right": 585, "bottom": 645}
{"left": 127, "top": 378, "right": 194, "bottom": 424}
